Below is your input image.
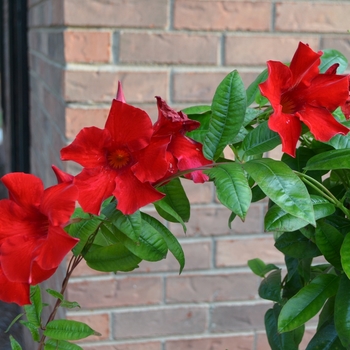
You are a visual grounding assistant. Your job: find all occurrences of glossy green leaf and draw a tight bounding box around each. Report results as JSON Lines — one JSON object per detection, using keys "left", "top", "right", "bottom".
{"left": 334, "top": 274, "right": 350, "bottom": 348}
{"left": 278, "top": 274, "right": 340, "bottom": 333}
{"left": 243, "top": 158, "right": 315, "bottom": 225}
{"left": 248, "top": 258, "right": 279, "bottom": 277}
{"left": 84, "top": 241, "right": 141, "bottom": 272}
{"left": 186, "top": 111, "right": 212, "bottom": 143}
{"left": 182, "top": 105, "right": 211, "bottom": 115}
{"left": 258, "top": 269, "right": 282, "bottom": 302}
{"left": 9, "top": 336, "right": 22, "bottom": 350}
{"left": 319, "top": 49, "right": 348, "bottom": 74}
{"left": 205, "top": 162, "right": 251, "bottom": 219}
{"left": 265, "top": 304, "right": 304, "bottom": 350}
{"left": 315, "top": 221, "right": 344, "bottom": 270}
{"left": 305, "top": 149, "right": 350, "bottom": 171}
{"left": 246, "top": 68, "right": 268, "bottom": 106}
{"left": 141, "top": 213, "right": 185, "bottom": 273}
{"left": 204, "top": 70, "right": 246, "bottom": 160}
{"left": 275, "top": 231, "right": 321, "bottom": 259}
{"left": 154, "top": 200, "right": 187, "bottom": 232}
{"left": 44, "top": 339, "right": 83, "bottom": 350}
{"left": 327, "top": 121, "right": 350, "bottom": 150}
{"left": 265, "top": 195, "right": 335, "bottom": 232}
{"left": 44, "top": 320, "right": 100, "bottom": 341}
{"left": 317, "top": 296, "right": 335, "bottom": 332}
{"left": 242, "top": 121, "right": 280, "bottom": 156}
{"left": 340, "top": 232, "right": 350, "bottom": 279}
{"left": 306, "top": 323, "right": 345, "bottom": 350}
{"left": 108, "top": 210, "right": 141, "bottom": 242}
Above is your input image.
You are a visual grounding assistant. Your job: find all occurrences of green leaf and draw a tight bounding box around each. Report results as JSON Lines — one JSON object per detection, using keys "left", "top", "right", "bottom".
{"left": 340, "top": 232, "right": 350, "bottom": 279}
{"left": 157, "top": 178, "right": 190, "bottom": 223}
{"left": 44, "top": 320, "right": 101, "bottom": 341}
{"left": 242, "top": 121, "right": 281, "bottom": 156}
{"left": 275, "top": 231, "right": 321, "bottom": 259}
{"left": 243, "top": 158, "right": 315, "bottom": 225}
{"left": 319, "top": 49, "right": 348, "bottom": 73}
{"left": 334, "top": 274, "right": 350, "bottom": 348}
{"left": 20, "top": 320, "right": 40, "bottom": 342}
{"left": 265, "top": 195, "right": 335, "bottom": 232}
{"left": 278, "top": 274, "right": 340, "bottom": 333}
{"left": 205, "top": 162, "right": 251, "bottom": 219}
{"left": 204, "top": 70, "right": 246, "bottom": 160}
{"left": 24, "top": 286, "right": 42, "bottom": 330}
{"left": 182, "top": 105, "right": 211, "bottom": 115}
{"left": 305, "top": 149, "right": 350, "bottom": 171}
{"left": 108, "top": 210, "right": 141, "bottom": 242}
{"left": 246, "top": 68, "right": 268, "bottom": 107}
{"left": 327, "top": 121, "right": 350, "bottom": 150}
{"left": 258, "top": 269, "right": 282, "bottom": 302}
{"left": 265, "top": 304, "right": 305, "bottom": 350}
{"left": 44, "top": 339, "right": 83, "bottom": 350}
{"left": 84, "top": 240, "right": 142, "bottom": 272}
{"left": 154, "top": 200, "right": 187, "bottom": 232}
{"left": 141, "top": 213, "right": 185, "bottom": 273}
{"left": 186, "top": 110, "right": 212, "bottom": 143}
{"left": 306, "top": 323, "right": 346, "bottom": 350}
{"left": 315, "top": 221, "right": 344, "bottom": 270}
{"left": 46, "top": 289, "right": 64, "bottom": 301}
{"left": 9, "top": 336, "right": 22, "bottom": 350}
{"left": 248, "top": 258, "right": 279, "bottom": 277}
{"left": 5, "top": 313, "right": 24, "bottom": 333}
{"left": 60, "top": 300, "right": 81, "bottom": 309}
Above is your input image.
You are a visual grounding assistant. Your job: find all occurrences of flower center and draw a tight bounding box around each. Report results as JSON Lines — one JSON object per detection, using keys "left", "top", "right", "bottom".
{"left": 107, "top": 149, "right": 130, "bottom": 169}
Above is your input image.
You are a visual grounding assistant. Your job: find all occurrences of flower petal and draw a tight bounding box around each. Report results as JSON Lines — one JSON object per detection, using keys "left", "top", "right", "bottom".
{"left": 1, "top": 173, "right": 43, "bottom": 209}
{"left": 297, "top": 104, "right": 349, "bottom": 142}
{"left": 113, "top": 170, "right": 165, "bottom": 215}
{"left": 168, "top": 135, "right": 212, "bottom": 183}
{"left": 52, "top": 165, "right": 74, "bottom": 184}
{"left": 0, "top": 267, "right": 30, "bottom": 305}
{"left": 60, "top": 126, "right": 110, "bottom": 168}
{"left": 105, "top": 99, "right": 153, "bottom": 152}
{"left": 132, "top": 136, "right": 171, "bottom": 183}
{"left": 268, "top": 106, "right": 302, "bottom": 157}
{"left": 74, "top": 167, "right": 117, "bottom": 215}
{"left": 115, "top": 81, "right": 126, "bottom": 103}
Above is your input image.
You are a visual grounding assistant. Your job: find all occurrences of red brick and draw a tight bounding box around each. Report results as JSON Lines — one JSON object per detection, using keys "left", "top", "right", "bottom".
{"left": 166, "top": 272, "right": 258, "bottom": 303}
{"left": 64, "top": 0, "right": 167, "bottom": 28}
{"left": 225, "top": 36, "right": 319, "bottom": 66}
{"left": 28, "top": 0, "right": 64, "bottom": 27}
{"left": 66, "top": 313, "right": 110, "bottom": 342}
{"left": 112, "top": 306, "right": 208, "bottom": 338}
{"left": 321, "top": 37, "right": 350, "bottom": 63}
{"left": 119, "top": 32, "right": 220, "bottom": 65}
{"left": 67, "top": 276, "right": 163, "bottom": 308}
{"left": 64, "top": 31, "right": 111, "bottom": 63}
{"left": 66, "top": 253, "right": 109, "bottom": 277}
{"left": 276, "top": 3, "right": 350, "bottom": 33}
{"left": 137, "top": 240, "right": 211, "bottom": 273}
{"left": 181, "top": 179, "right": 214, "bottom": 204}
{"left": 216, "top": 236, "right": 285, "bottom": 267}
{"left": 174, "top": 0, "right": 271, "bottom": 31}
{"left": 64, "top": 71, "right": 168, "bottom": 103}
{"left": 83, "top": 342, "right": 161, "bottom": 350}
{"left": 166, "top": 335, "right": 254, "bottom": 350}
{"left": 210, "top": 302, "right": 270, "bottom": 332}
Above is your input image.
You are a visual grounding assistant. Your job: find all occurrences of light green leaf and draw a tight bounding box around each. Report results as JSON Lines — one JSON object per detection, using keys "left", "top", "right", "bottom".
{"left": 204, "top": 70, "right": 246, "bottom": 160}
{"left": 305, "top": 149, "right": 350, "bottom": 171}
{"left": 319, "top": 49, "right": 348, "bottom": 73}
{"left": 44, "top": 339, "right": 83, "bottom": 350}
{"left": 278, "top": 274, "right": 340, "bottom": 333}
{"left": 44, "top": 320, "right": 101, "bottom": 341}
{"left": 243, "top": 158, "right": 315, "bottom": 225}
{"left": 182, "top": 105, "right": 211, "bottom": 115}
{"left": 248, "top": 258, "right": 279, "bottom": 277}
{"left": 246, "top": 68, "right": 268, "bottom": 106}
{"left": 9, "top": 335, "right": 22, "bottom": 350}
{"left": 141, "top": 213, "right": 185, "bottom": 273}
{"left": 205, "top": 162, "right": 251, "bottom": 219}
{"left": 20, "top": 320, "right": 40, "bottom": 342}
{"left": 108, "top": 210, "right": 141, "bottom": 242}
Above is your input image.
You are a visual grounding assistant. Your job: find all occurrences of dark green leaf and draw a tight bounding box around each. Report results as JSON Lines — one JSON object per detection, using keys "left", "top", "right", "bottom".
{"left": 9, "top": 336, "right": 22, "bottom": 350}
{"left": 205, "top": 162, "right": 251, "bottom": 219}
{"left": 244, "top": 158, "right": 315, "bottom": 225}
{"left": 317, "top": 296, "right": 335, "bottom": 331}
{"left": 44, "top": 339, "right": 83, "bottom": 350}
{"left": 334, "top": 274, "right": 350, "bottom": 348}
{"left": 275, "top": 231, "right": 321, "bottom": 259}
{"left": 246, "top": 68, "right": 268, "bottom": 106}
{"left": 84, "top": 241, "right": 141, "bottom": 272}
{"left": 154, "top": 200, "right": 187, "bottom": 232}
{"left": 44, "top": 320, "right": 101, "bottom": 341}
{"left": 341, "top": 232, "right": 350, "bottom": 278}
{"left": 305, "top": 149, "right": 350, "bottom": 171}
{"left": 204, "top": 70, "right": 246, "bottom": 160}
{"left": 258, "top": 269, "right": 282, "bottom": 302}
{"left": 278, "top": 274, "right": 340, "bottom": 332}
{"left": 242, "top": 121, "right": 280, "bottom": 156}
{"left": 306, "top": 323, "right": 346, "bottom": 350}
{"left": 248, "top": 258, "right": 279, "bottom": 277}
{"left": 319, "top": 49, "right": 348, "bottom": 74}
{"left": 108, "top": 210, "right": 141, "bottom": 242}
{"left": 315, "top": 221, "right": 344, "bottom": 270}
{"left": 141, "top": 213, "right": 185, "bottom": 273}
{"left": 251, "top": 185, "right": 266, "bottom": 202}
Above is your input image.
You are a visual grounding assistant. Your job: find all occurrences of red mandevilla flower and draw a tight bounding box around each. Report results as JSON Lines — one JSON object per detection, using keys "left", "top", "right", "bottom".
{"left": 0, "top": 173, "right": 79, "bottom": 305}
{"left": 61, "top": 83, "right": 211, "bottom": 215}
{"left": 259, "top": 42, "right": 350, "bottom": 157}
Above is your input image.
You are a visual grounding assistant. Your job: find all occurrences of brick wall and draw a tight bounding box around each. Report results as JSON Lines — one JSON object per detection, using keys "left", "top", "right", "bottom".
{"left": 26, "top": 0, "right": 350, "bottom": 349}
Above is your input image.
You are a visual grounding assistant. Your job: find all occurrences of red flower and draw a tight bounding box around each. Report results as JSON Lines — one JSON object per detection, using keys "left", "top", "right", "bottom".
{"left": 0, "top": 173, "right": 78, "bottom": 305}
{"left": 259, "top": 42, "right": 349, "bottom": 157}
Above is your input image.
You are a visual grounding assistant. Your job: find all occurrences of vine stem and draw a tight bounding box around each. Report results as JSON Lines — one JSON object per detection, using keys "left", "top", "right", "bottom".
{"left": 37, "top": 254, "right": 83, "bottom": 350}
